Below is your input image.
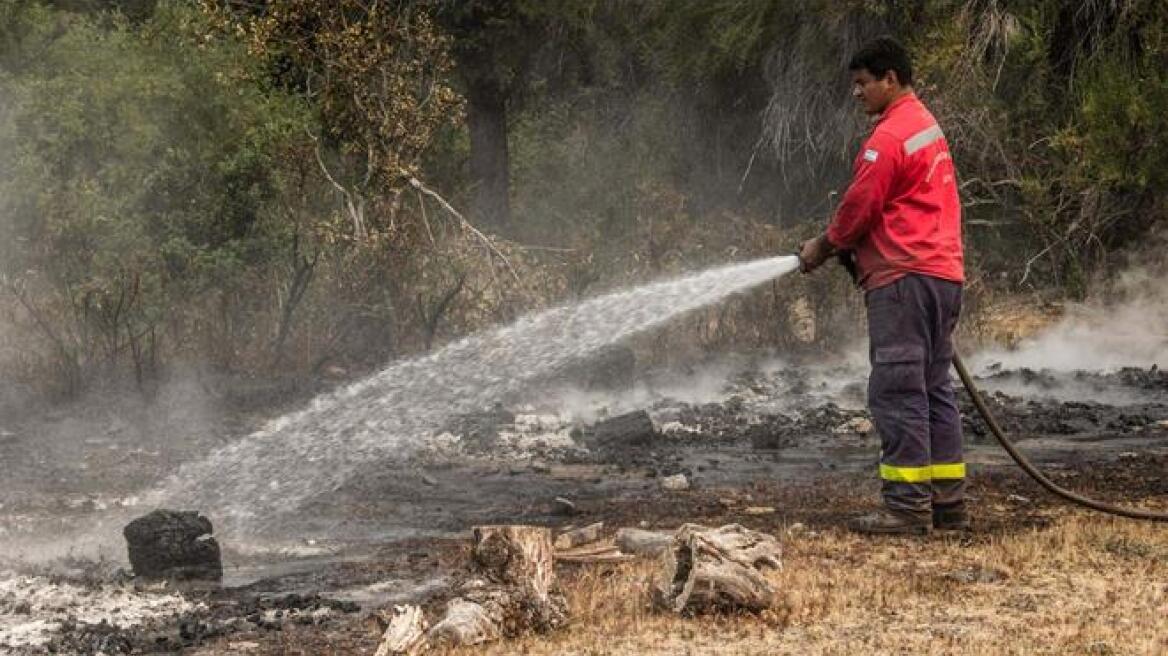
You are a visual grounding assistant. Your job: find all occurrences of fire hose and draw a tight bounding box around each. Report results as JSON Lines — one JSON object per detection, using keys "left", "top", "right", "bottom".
{"left": 952, "top": 353, "right": 1168, "bottom": 522}
{"left": 803, "top": 250, "right": 1168, "bottom": 522}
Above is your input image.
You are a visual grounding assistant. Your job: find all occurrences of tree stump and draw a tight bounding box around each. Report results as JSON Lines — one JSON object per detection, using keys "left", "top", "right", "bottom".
{"left": 655, "top": 524, "right": 782, "bottom": 614}
{"left": 428, "top": 525, "right": 567, "bottom": 648}
{"left": 470, "top": 525, "right": 556, "bottom": 597}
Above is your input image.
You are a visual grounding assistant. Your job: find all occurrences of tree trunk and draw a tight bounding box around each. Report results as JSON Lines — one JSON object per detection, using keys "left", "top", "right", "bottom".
{"left": 655, "top": 523, "right": 782, "bottom": 614}
{"left": 466, "top": 78, "right": 511, "bottom": 229}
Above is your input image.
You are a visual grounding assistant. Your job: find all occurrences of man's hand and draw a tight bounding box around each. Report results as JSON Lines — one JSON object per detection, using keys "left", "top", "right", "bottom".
{"left": 798, "top": 234, "right": 835, "bottom": 273}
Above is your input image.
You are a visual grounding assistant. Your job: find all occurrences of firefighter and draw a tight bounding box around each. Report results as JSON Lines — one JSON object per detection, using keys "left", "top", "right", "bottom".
{"left": 799, "top": 37, "right": 968, "bottom": 535}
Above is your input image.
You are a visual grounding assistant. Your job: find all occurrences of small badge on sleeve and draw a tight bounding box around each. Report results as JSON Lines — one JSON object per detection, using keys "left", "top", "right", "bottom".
{"left": 863, "top": 148, "right": 879, "bottom": 163}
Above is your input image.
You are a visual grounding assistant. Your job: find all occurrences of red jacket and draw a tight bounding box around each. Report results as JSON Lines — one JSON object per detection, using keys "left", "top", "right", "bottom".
{"left": 826, "top": 93, "right": 964, "bottom": 290}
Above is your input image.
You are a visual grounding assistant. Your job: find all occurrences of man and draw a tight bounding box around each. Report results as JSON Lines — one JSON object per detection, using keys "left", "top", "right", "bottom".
{"left": 798, "top": 37, "right": 967, "bottom": 535}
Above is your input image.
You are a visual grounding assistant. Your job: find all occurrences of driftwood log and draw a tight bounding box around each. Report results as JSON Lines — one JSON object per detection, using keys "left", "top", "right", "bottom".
{"left": 427, "top": 525, "right": 568, "bottom": 648}
{"left": 655, "top": 524, "right": 782, "bottom": 614}
{"left": 615, "top": 528, "right": 674, "bottom": 557}
{"left": 374, "top": 605, "right": 428, "bottom": 656}
{"left": 428, "top": 591, "right": 508, "bottom": 646}
{"left": 555, "top": 542, "right": 636, "bottom": 564}
{"left": 554, "top": 522, "right": 604, "bottom": 550}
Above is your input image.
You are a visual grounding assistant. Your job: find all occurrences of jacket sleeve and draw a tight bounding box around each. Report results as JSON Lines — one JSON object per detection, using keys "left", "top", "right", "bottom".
{"left": 826, "top": 133, "right": 899, "bottom": 250}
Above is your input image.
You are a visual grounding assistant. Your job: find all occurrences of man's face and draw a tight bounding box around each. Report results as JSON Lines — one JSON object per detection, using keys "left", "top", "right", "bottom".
{"left": 851, "top": 68, "right": 898, "bottom": 115}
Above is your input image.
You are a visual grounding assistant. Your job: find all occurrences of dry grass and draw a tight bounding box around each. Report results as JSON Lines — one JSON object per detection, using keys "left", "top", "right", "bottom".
{"left": 438, "top": 511, "right": 1167, "bottom": 655}
{"left": 961, "top": 293, "right": 1064, "bottom": 349}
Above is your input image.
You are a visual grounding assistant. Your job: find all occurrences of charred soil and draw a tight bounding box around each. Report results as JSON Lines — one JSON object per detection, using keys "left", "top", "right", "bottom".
{"left": 2, "top": 362, "right": 1166, "bottom": 655}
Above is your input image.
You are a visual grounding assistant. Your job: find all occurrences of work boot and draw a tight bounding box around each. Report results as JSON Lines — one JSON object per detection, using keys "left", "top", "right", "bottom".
{"left": 932, "top": 504, "right": 971, "bottom": 531}
{"left": 846, "top": 508, "right": 931, "bottom": 536}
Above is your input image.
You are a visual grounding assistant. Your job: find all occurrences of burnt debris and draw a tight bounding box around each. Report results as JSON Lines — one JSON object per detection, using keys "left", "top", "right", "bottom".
{"left": 123, "top": 509, "right": 223, "bottom": 581}
{"left": 579, "top": 410, "right": 658, "bottom": 449}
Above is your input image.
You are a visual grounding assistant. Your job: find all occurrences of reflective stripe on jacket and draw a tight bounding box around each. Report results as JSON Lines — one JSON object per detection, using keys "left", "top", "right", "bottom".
{"left": 826, "top": 93, "right": 964, "bottom": 291}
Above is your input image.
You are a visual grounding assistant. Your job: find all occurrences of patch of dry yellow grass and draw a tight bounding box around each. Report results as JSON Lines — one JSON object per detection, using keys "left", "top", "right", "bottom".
{"left": 440, "top": 512, "right": 1167, "bottom": 655}
{"left": 962, "top": 294, "right": 1063, "bottom": 348}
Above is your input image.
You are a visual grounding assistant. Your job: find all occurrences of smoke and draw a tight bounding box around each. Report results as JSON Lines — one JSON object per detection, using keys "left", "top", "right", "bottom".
{"left": 972, "top": 266, "right": 1168, "bottom": 373}
{"left": 539, "top": 358, "right": 745, "bottom": 425}
{"left": 0, "top": 369, "right": 240, "bottom": 565}
{"left": 536, "top": 347, "right": 870, "bottom": 430}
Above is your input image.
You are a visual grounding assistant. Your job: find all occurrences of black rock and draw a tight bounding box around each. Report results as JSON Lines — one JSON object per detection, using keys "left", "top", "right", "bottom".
{"left": 123, "top": 509, "right": 223, "bottom": 581}
{"left": 583, "top": 410, "right": 658, "bottom": 449}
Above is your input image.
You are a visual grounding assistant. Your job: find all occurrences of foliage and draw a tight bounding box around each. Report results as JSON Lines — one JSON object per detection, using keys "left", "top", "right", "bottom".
{"left": 2, "top": 0, "right": 1166, "bottom": 407}
{"left": 205, "top": 0, "right": 463, "bottom": 239}
{"left": 0, "top": 3, "right": 310, "bottom": 391}
{"left": 905, "top": 0, "right": 1168, "bottom": 293}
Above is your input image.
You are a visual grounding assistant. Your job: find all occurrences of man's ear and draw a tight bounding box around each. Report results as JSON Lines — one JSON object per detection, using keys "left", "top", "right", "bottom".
{"left": 883, "top": 69, "right": 900, "bottom": 87}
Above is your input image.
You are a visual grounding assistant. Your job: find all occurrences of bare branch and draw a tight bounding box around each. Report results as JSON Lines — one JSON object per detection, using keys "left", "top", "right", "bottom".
{"left": 415, "top": 189, "right": 436, "bottom": 246}
{"left": 403, "top": 171, "right": 521, "bottom": 284}
{"left": 308, "top": 128, "right": 366, "bottom": 238}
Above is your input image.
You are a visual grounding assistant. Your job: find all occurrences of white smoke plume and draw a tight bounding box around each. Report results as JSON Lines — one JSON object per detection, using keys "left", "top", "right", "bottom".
{"left": 973, "top": 266, "right": 1168, "bottom": 372}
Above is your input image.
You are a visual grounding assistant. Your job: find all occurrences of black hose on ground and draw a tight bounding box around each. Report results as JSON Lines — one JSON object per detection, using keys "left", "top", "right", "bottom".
{"left": 952, "top": 352, "right": 1168, "bottom": 522}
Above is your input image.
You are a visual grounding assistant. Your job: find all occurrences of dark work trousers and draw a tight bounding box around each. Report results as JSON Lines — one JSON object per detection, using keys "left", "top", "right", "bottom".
{"left": 866, "top": 273, "right": 965, "bottom": 516}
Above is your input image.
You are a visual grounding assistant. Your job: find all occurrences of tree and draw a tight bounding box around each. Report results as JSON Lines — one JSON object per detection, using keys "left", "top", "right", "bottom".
{"left": 207, "top": 0, "right": 463, "bottom": 240}
{"left": 0, "top": 2, "right": 318, "bottom": 391}
{"left": 432, "top": 1, "right": 542, "bottom": 230}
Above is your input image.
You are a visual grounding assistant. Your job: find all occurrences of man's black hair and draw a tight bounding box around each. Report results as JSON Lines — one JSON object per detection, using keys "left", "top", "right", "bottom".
{"left": 849, "top": 36, "right": 913, "bottom": 86}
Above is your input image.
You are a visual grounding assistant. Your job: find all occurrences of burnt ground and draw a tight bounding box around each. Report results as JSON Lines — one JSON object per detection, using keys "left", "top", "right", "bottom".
{"left": 1, "top": 361, "right": 1166, "bottom": 655}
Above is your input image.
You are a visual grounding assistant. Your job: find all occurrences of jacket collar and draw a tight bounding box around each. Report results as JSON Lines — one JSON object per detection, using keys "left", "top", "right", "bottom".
{"left": 875, "top": 91, "right": 917, "bottom": 126}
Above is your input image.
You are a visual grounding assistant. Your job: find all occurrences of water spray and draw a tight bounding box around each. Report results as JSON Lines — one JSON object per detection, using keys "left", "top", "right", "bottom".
{"left": 151, "top": 255, "right": 803, "bottom": 536}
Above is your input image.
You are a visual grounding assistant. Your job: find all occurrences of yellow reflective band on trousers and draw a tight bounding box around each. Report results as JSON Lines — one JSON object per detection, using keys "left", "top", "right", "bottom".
{"left": 880, "top": 463, "right": 966, "bottom": 482}
{"left": 930, "top": 463, "right": 966, "bottom": 480}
